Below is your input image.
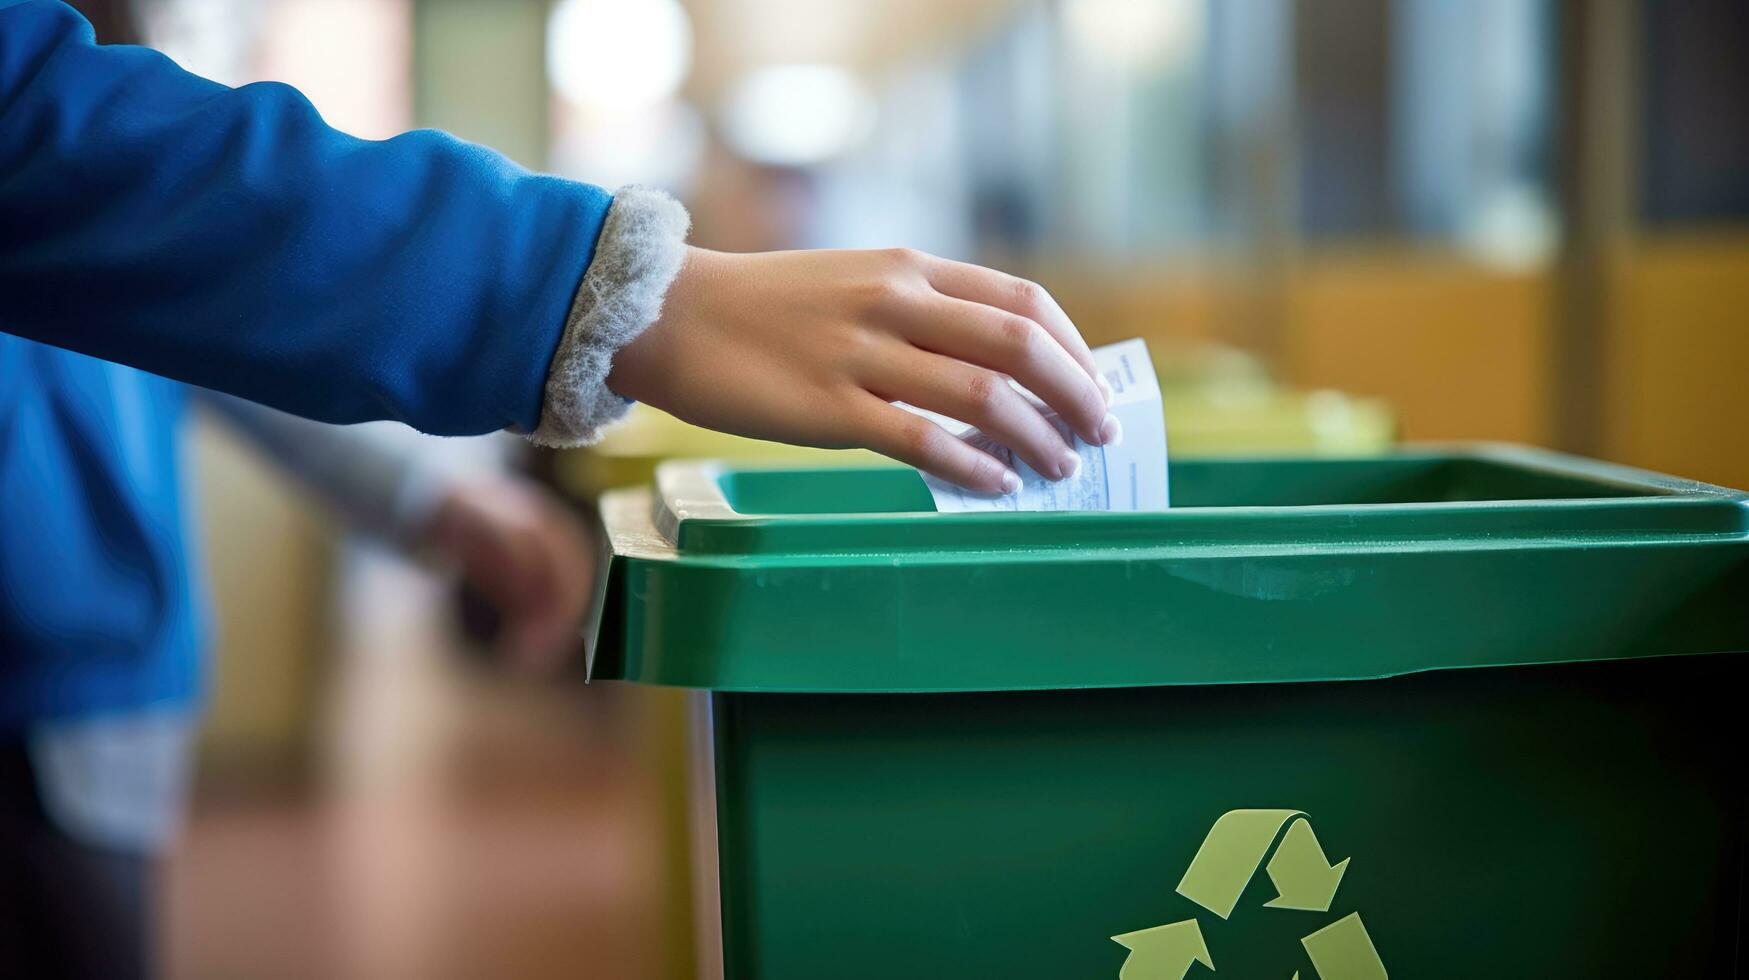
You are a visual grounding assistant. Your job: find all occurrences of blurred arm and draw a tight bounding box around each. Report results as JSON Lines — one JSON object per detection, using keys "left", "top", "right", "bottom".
{"left": 196, "top": 389, "right": 476, "bottom": 546}
{"left": 200, "top": 390, "right": 598, "bottom": 672}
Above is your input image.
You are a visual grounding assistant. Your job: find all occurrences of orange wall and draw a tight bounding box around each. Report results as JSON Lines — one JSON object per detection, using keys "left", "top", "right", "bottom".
{"left": 1285, "top": 252, "right": 1555, "bottom": 445}
{"left": 1044, "top": 252, "right": 1557, "bottom": 446}
{"left": 1038, "top": 261, "right": 1233, "bottom": 350}
{"left": 1605, "top": 236, "right": 1749, "bottom": 491}
{"left": 1038, "top": 241, "right": 1747, "bottom": 492}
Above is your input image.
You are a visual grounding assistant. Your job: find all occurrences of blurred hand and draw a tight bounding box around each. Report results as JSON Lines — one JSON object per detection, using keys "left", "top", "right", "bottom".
{"left": 419, "top": 478, "right": 595, "bottom": 675}
{"left": 608, "top": 246, "right": 1118, "bottom": 494}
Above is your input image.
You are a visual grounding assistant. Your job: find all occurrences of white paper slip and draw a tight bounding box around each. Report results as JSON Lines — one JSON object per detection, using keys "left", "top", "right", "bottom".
{"left": 921, "top": 337, "right": 1169, "bottom": 513}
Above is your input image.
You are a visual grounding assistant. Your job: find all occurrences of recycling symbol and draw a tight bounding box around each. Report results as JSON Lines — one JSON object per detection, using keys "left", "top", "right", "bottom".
{"left": 1110, "top": 809, "right": 1388, "bottom": 979}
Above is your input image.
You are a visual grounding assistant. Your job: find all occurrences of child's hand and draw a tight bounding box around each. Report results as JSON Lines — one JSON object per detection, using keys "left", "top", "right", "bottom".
{"left": 422, "top": 477, "right": 595, "bottom": 676}
{"left": 607, "top": 246, "right": 1117, "bottom": 493}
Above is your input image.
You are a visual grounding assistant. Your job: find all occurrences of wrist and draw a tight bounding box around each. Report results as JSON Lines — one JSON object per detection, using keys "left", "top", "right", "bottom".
{"left": 606, "top": 244, "right": 717, "bottom": 407}
{"left": 530, "top": 186, "right": 690, "bottom": 447}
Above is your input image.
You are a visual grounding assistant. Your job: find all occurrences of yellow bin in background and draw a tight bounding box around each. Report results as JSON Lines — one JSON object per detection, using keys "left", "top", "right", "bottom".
{"left": 557, "top": 409, "right": 886, "bottom": 499}
{"left": 555, "top": 345, "right": 1395, "bottom": 978}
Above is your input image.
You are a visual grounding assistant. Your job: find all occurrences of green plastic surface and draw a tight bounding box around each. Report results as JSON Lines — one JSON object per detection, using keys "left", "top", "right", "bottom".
{"left": 592, "top": 445, "right": 1749, "bottom": 693}
{"left": 707, "top": 654, "right": 1744, "bottom": 977}
{"left": 592, "top": 445, "right": 1749, "bottom": 978}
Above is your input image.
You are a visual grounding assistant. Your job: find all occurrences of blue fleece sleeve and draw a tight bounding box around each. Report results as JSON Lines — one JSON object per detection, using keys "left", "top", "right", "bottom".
{"left": 0, "top": 0, "right": 612, "bottom": 435}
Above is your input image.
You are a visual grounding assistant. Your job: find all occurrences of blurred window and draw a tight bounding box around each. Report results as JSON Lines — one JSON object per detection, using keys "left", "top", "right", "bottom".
{"left": 1292, "top": 0, "right": 1557, "bottom": 258}
{"left": 1638, "top": 0, "right": 1749, "bottom": 226}
{"left": 1294, "top": 0, "right": 1392, "bottom": 238}
{"left": 922, "top": 0, "right": 1558, "bottom": 263}
{"left": 956, "top": 0, "right": 1213, "bottom": 257}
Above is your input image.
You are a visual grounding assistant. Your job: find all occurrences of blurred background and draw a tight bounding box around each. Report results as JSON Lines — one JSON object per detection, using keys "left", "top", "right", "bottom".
{"left": 109, "top": 0, "right": 1747, "bottom": 977}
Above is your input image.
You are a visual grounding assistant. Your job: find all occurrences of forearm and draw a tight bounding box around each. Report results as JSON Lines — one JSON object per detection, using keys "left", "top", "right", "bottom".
{"left": 0, "top": 1, "right": 683, "bottom": 441}
{"left": 2, "top": 0, "right": 1108, "bottom": 496}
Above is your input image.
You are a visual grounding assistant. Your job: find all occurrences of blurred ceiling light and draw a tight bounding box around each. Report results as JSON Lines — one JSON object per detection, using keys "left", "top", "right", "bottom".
{"left": 1062, "top": 0, "right": 1203, "bottom": 73}
{"left": 547, "top": 0, "right": 692, "bottom": 118}
{"left": 720, "top": 63, "right": 876, "bottom": 167}
{"left": 1465, "top": 183, "right": 1557, "bottom": 271}
{"left": 552, "top": 101, "right": 706, "bottom": 193}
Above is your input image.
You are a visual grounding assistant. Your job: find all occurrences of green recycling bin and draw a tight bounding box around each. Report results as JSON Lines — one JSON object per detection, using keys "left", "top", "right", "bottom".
{"left": 593, "top": 446, "right": 1749, "bottom": 979}
{"left": 557, "top": 351, "right": 1394, "bottom": 976}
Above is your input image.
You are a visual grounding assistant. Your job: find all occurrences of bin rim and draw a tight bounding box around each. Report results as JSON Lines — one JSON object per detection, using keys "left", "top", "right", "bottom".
{"left": 588, "top": 444, "right": 1749, "bottom": 692}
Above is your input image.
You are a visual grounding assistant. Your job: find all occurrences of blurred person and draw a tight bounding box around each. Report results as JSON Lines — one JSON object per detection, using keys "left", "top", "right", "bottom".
{"left": 0, "top": 1, "right": 1117, "bottom": 976}
{"left": 203, "top": 392, "right": 597, "bottom": 676}
{"left": 3, "top": 391, "right": 595, "bottom": 976}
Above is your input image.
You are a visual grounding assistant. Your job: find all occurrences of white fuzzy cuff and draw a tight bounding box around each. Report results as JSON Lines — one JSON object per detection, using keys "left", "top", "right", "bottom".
{"left": 531, "top": 185, "right": 690, "bottom": 447}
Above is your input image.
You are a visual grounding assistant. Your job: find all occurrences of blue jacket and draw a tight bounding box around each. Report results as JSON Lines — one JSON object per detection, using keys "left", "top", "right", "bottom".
{"left": 0, "top": 0, "right": 614, "bottom": 728}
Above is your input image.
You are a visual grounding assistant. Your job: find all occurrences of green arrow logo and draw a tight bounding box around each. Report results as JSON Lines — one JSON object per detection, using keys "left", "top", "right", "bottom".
{"left": 1264, "top": 818, "right": 1349, "bottom": 912}
{"left": 1301, "top": 913, "right": 1386, "bottom": 980}
{"left": 1176, "top": 809, "right": 1305, "bottom": 919}
{"left": 1116, "top": 809, "right": 1386, "bottom": 979}
{"left": 1110, "top": 919, "right": 1212, "bottom": 980}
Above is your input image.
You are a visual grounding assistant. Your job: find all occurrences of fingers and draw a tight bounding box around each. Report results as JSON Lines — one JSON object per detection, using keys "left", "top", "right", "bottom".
{"left": 864, "top": 346, "right": 1081, "bottom": 480}
{"left": 499, "top": 507, "right": 593, "bottom": 674}
{"left": 852, "top": 396, "right": 1021, "bottom": 495}
{"left": 888, "top": 291, "right": 1113, "bottom": 447}
{"left": 918, "top": 257, "right": 1110, "bottom": 402}
{"left": 439, "top": 483, "right": 594, "bottom": 676}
